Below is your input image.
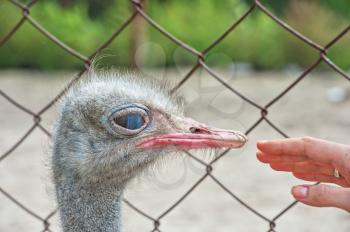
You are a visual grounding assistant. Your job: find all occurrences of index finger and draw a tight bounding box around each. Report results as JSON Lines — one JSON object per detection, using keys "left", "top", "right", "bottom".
{"left": 257, "top": 137, "right": 350, "bottom": 165}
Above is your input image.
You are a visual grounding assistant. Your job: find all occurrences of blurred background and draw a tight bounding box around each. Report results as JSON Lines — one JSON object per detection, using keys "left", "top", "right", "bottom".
{"left": 1, "top": 0, "right": 350, "bottom": 232}
{"left": 1, "top": 0, "right": 350, "bottom": 70}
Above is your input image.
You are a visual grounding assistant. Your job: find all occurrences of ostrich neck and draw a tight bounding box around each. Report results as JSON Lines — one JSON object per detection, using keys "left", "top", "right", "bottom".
{"left": 56, "top": 177, "right": 124, "bottom": 232}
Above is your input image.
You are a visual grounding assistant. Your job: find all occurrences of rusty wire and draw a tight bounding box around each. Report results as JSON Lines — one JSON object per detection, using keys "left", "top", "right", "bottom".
{"left": 0, "top": 0, "right": 349, "bottom": 231}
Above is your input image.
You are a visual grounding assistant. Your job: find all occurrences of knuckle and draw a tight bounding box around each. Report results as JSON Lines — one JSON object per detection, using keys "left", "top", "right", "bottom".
{"left": 347, "top": 146, "right": 350, "bottom": 155}
{"left": 312, "top": 185, "right": 330, "bottom": 203}
{"left": 301, "top": 136, "right": 315, "bottom": 156}
{"left": 301, "top": 136, "right": 315, "bottom": 144}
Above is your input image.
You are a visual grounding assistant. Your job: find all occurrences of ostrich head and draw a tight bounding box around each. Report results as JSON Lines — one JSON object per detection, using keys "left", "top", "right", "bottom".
{"left": 52, "top": 70, "right": 247, "bottom": 232}
{"left": 52, "top": 71, "right": 247, "bottom": 189}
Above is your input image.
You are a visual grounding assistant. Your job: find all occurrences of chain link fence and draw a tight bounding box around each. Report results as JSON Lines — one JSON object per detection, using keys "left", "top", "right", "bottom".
{"left": 0, "top": 0, "right": 349, "bottom": 231}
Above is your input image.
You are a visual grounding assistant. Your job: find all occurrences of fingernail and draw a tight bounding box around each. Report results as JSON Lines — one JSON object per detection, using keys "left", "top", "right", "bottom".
{"left": 292, "top": 185, "right": 309, "bottom": 199}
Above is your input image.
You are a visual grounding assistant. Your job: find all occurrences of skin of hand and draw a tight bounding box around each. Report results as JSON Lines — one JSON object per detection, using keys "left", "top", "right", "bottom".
{"left": 256, "top": 137, "right": 350, "bottom": 212}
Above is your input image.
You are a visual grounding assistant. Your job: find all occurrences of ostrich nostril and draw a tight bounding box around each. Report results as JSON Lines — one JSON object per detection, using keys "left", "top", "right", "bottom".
{"left": 189, "top": 127, "right": 211, "bottom": 134}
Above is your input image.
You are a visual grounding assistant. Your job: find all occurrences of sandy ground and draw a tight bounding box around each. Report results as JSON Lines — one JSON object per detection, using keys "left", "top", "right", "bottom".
{"left": 1, "top": 69, "right": 350, "bottom": 232}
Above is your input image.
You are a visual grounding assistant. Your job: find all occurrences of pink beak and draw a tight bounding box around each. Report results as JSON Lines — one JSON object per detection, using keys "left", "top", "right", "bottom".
{"left": 136, "top": 117, "right": 247, "bottom": 150}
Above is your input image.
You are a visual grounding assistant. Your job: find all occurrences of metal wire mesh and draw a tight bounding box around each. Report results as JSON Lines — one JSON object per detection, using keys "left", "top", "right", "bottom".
{"left": 0, "top": 0, "right": 349, "bottom": 231}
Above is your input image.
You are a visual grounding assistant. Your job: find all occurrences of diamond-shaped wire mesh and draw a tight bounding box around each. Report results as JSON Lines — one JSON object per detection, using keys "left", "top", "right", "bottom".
{"left": 0, "top": 0, "right": 349, "bottom": 231}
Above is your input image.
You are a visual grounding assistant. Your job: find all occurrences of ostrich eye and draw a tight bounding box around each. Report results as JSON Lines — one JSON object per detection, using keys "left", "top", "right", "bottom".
{"left": 108, "top": 104, "right": 150, "bottom": 136}
{"left": 114, "top": 113, "right": 145, "bottom": 130}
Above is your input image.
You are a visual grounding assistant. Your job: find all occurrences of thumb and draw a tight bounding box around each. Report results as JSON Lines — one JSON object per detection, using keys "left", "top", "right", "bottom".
{"left": 291, "top": 184, "right": 350, "bottom": 212}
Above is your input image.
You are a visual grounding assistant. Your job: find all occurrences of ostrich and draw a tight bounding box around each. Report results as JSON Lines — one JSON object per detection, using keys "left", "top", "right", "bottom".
{"left": 52, "top": 70, "right": 247, "bottom": 232}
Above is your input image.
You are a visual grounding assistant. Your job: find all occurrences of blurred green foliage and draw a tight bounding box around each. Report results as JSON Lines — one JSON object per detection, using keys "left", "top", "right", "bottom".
{"left": 0, "top": 0, "right": 349, "bottom": 70}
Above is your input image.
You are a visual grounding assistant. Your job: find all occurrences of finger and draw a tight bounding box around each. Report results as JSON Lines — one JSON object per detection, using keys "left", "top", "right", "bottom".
{"left": 270, "top": 162, "right": 334, "bottom": 176}
{"left": 291, "top": 184, "right": 350, "bottom": 211}
{"left": 257, "top": 137, "right": 350, "bottom": 166}
{"left": 293, "top": 172, "right": 349, "bottom": 187}
{"left": 257, "top": 151, "right": 307, "bottom": 163}
{"left": 257, "top": 138, "right": 307, "bottom": 157}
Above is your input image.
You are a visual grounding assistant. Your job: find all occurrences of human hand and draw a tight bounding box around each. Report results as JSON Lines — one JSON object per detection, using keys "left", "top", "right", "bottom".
{"left": 256, "top": 137, "right": 350, "bottom": 212}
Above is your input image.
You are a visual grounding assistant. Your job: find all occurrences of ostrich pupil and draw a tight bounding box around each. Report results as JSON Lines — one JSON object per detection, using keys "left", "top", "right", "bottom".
{"left": 114, "top": 113, "right": 145, "bottom": 130}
